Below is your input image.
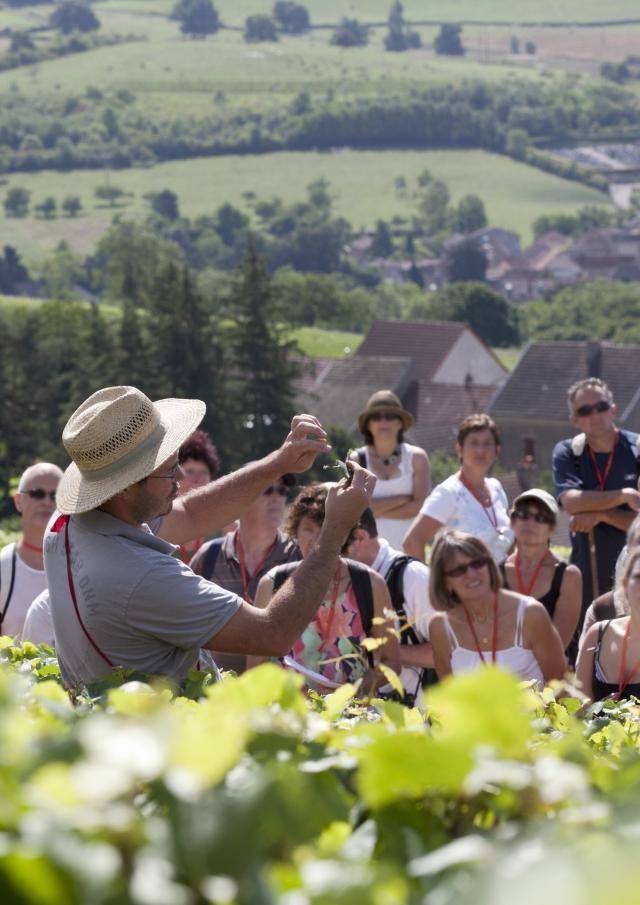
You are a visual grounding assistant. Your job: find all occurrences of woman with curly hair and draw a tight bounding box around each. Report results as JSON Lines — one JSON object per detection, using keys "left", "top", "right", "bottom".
{"left": 176, "top": 430, "right": 220, "bottom": 562}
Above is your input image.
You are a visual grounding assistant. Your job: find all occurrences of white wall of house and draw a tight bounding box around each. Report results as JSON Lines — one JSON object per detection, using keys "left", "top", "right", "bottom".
{"left": 431, "top": 330, "right": 506, "bottom": 386}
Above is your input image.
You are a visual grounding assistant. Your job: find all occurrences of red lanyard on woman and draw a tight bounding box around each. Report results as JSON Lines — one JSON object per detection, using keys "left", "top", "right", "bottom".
{"left": 616, "top": 620, "right": 640, "bottom": 700}
{"left": 514, "top": 552, "right": 548, "bottom": 597}
{"left": 463, "top": 594, "right": 499, "bottom": 665}
{"left": 236, "top": 530, "right": 277, "bottom": 603}
{"left": 318, "top": 562, "right": 343, "bottom": 651}
{"left": 458, "top": 471, "right": 498, "bottom": 529}
{"left": 179, "top": 538, "right": 202, "bottom": 564}
{"left": 588, "top": 431, "right": 618, "bottom": 491}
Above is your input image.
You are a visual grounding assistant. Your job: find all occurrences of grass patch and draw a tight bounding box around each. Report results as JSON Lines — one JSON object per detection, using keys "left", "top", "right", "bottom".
{"left": 492, "top": 346, "right": 523, "bottom": 371}
{"left": 0, "top": 149, "right": 610, "bottom": 266}
{"left": 290, "top": 326, "right": 363, "bottom": 358}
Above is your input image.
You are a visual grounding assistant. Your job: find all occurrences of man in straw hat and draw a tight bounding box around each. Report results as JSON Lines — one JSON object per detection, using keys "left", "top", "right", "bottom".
{"left": 44, "top": 386, "right": 375, "bottom": 688}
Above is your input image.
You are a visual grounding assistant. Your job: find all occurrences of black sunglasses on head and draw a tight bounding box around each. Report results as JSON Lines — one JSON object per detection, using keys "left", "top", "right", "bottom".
{"left": 22, "top": 488, "right": 56, "bottom": 501}
{"left": 444, "top": 557, "right": 489, "bottom": 579}
{"left": 574, "top": 400, "right": 611, "bottom": 418}
{"left": 511, "top": 509, "right": 554, "bottom": 525}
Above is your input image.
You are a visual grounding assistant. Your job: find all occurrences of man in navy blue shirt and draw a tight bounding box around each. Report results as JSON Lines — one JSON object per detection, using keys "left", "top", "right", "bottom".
{"left": 552, "top": 378, "right": 640, "bottom": 642}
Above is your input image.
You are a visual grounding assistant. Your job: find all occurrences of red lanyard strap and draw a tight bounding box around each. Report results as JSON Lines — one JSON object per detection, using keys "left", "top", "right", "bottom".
{"left": 179, "top": 537, "right": 202, "bottom": 564}
{"left": 62, "top": 516, "right": 114, "bottom": 668}
{"left": 236, "top": 530, "right": 277, "bottom": 603}
{"left": 463, "top": 594, "right": 498, "bottom": 665}
{"left": 617, "top": 620, "right": 640, "bottom": 700}
{"left": 514, "top": 552, "right": 547, "bottom": 597}
{"left": 458, "top": 472, "right": 498, "bottom": 529}
{"left": 588, "top": 431, "right": 618, "bottom": 491}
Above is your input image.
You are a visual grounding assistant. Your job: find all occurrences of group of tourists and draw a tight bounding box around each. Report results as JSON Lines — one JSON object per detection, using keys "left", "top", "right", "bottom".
{"left": 2, "top": 373, "right": 640, "bottom": 705}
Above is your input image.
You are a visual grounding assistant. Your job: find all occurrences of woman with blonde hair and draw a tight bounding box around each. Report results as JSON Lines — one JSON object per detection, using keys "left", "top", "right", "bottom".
{"left": 576, "top": 545, "right": 640, "bottom": 702}
{"left": 428, "top": 529, "right": 565, "bottom": 687}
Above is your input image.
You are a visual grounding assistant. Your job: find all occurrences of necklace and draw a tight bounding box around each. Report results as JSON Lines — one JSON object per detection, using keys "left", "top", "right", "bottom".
{"left": 375, "top": 446, "right": 401, "bottom": 466}
{"left": 514, "top": 551, "right": 548, "bottom": 597}
{"left": 616, "top": 620, "right": 640, "bottom": 701}
{"left": 463, "top": 594, "right": 499, "bottom": 664}
{"left": 21, "top": 540, "right": 43, "bottom": 554}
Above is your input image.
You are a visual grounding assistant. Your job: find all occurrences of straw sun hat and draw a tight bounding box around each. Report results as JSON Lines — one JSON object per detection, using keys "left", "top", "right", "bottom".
{"left": 357, "top": 390, "right": 413, "bottom": 435}
{"left": 56, "top": 386, "right": 205, "bottom": 514}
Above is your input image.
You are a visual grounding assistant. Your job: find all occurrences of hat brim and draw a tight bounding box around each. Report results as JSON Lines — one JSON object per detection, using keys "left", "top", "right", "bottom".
{"left": 56, "top": 397, "right": 206, "bottom": 514}
{"left": 357, "top": 407, "right": 413, "bottom": 435}
{"left": 512, "top": 489, "right": 559, "bottom": 518}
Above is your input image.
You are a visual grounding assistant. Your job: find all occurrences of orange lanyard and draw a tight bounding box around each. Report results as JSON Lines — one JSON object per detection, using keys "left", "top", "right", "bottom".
{"left": 588, "top": 431, "right": 618, "bottom": 491}
{"left": 616, "top": 620, "right": 640, "bottom": 700}
{"left": 463, "top": 594, "right": 498, "bottom": 665}
{"left": 236, "top": 530, "right": 277, "bottom": 603}
{"left": 514, "top": 552, "right": 548, "bottom": 597}
{"left": 458, "top": 471, "right": 498, "bottom": 529}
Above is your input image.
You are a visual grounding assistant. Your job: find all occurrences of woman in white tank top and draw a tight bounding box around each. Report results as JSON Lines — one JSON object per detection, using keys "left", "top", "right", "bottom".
{"left": 350, "top": 390, "right": 429, "bottom": 550}
{"left": 427, "top": 530, "right": 566, "bottom": 689}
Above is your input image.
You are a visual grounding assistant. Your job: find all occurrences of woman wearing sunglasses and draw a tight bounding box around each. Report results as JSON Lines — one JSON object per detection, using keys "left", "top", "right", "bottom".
{"left": 428, "top": 529, "right": 565, "bottom": 687}
{"left": 404, "top": 414, "right": 512, "bottom": 564}
{"left": 576, "top": 545, "right": 640, "bottom": 702}
{"left": 501, "top": 489, "right": 581, "bottom": 655}
{"left": 248, "top": 484, "right": 399, "bottom": 693}
{"left": 350, "top": 390, "right": 430, "bottom": 551}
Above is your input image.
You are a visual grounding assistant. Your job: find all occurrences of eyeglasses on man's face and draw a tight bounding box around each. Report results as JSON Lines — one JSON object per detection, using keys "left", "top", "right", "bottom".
{"left": 573, "top": 400, "right": 612, "bottom": 418}
{"left": 21, "top": 488, "right": 57, "bottom": 501}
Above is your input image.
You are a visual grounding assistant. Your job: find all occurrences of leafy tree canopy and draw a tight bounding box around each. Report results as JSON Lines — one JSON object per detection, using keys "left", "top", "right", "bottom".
{"left": 244, "top": 14, "right": 278, "bottom": 43}
{"left": 49, "top": 1, "right": 100, "bottom": 34}
{"left": 273, "top": 1, "right": 309, "bottom": 33}
{"left": 330, "top": 17, "right": 368, "bottom": 47}
{"left": 434, "top": 23, "right": 464, "bottom": 56}
{"left": 171, "top": 0, "right": 219, "bottom": 37}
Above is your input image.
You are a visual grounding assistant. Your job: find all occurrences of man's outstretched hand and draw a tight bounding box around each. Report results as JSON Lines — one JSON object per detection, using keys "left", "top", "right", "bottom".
{"left": 274, "top": 414, "right": 332, "bottom": 474}
{"left": 324, "top": 462, "right": 377, "bottom": 536}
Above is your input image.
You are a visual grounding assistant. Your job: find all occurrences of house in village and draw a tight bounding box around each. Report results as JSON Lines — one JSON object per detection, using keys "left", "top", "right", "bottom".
{"left": 487, "top": 339, "right": 640, "bottom": 470}
{"left": 297, "top": 320, "right": 507, "bottom": 454}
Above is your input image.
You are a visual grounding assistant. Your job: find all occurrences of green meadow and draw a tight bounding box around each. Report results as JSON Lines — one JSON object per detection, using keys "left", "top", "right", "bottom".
{"left": 0, "top": 149, "right": 609, "bottom": 265}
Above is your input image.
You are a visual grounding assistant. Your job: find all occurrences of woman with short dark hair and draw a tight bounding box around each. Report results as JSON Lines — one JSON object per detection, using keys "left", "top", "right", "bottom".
{"left": 248, "top": 484, "right": 399, "bottom": 692}
{"left": 404, "top": 413, "right": 512, "bottom": 563}
{"left": 428, "top": 529, "right": 565, "bottom": 687}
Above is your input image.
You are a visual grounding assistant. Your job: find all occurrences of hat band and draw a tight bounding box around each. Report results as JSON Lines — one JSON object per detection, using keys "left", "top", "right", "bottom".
{"left": 79, "top": 417, "right": 169, "bottom": 483}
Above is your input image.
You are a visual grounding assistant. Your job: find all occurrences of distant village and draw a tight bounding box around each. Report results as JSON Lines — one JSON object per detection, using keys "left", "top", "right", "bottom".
{"left": 346, "top": 218, "right": 640, "bottom": 303}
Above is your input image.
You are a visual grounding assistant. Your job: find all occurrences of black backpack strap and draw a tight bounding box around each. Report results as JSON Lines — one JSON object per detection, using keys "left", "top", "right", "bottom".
{"left": 342, "top": 559, "right": 374, "bottom": 667}
{"left": 201, "top": 538, "right": 224, "bottom": 581}
{"left": 499, "top": 562, "right": 511, "bottom": 591}
{"left": 356, "top": 447, "right": 367, "bottom": 468}
{"left": 0, "top": 542, "right": 17, "bottom": 632}
{"left": 385, "top": 554, "right": 421, "bottom": 646}
{"left": 271, "top": 561, "right": 300, "bottom": 593}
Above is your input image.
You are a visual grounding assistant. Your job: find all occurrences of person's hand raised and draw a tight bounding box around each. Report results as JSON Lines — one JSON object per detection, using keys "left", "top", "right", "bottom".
{"left": 274, "top": 414, "right": 332, "bottom": 475}
{"left": 323, "top": 462, "right": 376, "bottom": 534}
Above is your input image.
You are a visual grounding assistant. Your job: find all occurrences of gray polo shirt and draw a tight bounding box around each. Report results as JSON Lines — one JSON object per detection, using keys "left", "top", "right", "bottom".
{"left": 44, "top": 510, "right": 242, "bottom": 688}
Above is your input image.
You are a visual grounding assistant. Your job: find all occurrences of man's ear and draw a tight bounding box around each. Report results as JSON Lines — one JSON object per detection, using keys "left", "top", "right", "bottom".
{"left": 13, "top": 493, "right": 23, "bottom": 515}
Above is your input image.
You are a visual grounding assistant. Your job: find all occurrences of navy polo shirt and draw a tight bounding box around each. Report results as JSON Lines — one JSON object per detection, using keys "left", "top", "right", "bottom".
{"left": 552, "top": 429, "right": 639, "bottom": 615}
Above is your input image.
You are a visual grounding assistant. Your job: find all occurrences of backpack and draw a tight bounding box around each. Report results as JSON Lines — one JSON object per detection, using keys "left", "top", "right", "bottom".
{"left": 271, "top": 558, "right": 375, "bottom": 667}
{"left": 0, "top": 543, "right": 17, "bottom": 632}
{"left": 200, "top": 538, "right": 224, "bottom": 580}
{"left": 385, "top": 552, "right": 438, "bottom": 690}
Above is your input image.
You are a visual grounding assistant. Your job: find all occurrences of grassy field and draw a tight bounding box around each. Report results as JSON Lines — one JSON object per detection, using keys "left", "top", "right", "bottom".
{"left": 290, "top": 326, "right": 363, "bottom": 358}
{"left": 0, "top": 148, "right": 609, "bottom": 265}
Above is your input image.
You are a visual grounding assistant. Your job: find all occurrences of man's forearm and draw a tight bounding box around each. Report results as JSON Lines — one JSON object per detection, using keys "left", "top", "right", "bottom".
{"left": 397, "top": 642, "right": 434, "bottom": 669}
{"left": 160, "top": 453, "right": 284, "bottom": 543}
{"left": 561, "top": 488, "right": 625, "bottom": 514}
{"left": 599, "top": 508, "right": 637, "bottom": 532}
{"left": 262, "top": 519, "right": 347, "bottom": 652}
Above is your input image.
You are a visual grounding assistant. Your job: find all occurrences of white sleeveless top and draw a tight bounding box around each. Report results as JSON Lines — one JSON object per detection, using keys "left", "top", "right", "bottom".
{"left": 445, "top": 597, "right": 545, "bottom": 689}
{"left": 363, "top": 442, "right": 418, "bottom": 550}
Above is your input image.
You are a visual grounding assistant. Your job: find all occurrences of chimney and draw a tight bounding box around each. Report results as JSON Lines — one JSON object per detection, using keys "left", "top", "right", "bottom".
{"left": 586, "top": 341, "right": 602, "bottom": 378}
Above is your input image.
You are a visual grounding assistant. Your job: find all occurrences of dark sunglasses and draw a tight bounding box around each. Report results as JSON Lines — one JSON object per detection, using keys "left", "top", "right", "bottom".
{"left": 264, "top": 484, "right": 287, "bottom": 497}
{"left": 22, "top": 488, "right": 56, "bottom": 501}
{"left": 511, "top": 509, "right": 554, "bottom": 525}
{"left": 368, "top": 412, "right": 400, "bottom": 422}
{"left": 444, "top": 557, "right": 489, "bottom": 579}
{"left": 574, "top": 400, "right": 611, "bottom": 418}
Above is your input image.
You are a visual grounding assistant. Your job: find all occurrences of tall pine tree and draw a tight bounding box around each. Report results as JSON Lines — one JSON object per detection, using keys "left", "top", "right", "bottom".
{"left": 225, "top": 238, "right": 300, "bottom": 467}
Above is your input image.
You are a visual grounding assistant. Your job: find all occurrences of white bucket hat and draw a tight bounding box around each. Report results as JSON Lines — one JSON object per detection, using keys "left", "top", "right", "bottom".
{"left": 56, "top": 386, "right": 205, "bottom": 514}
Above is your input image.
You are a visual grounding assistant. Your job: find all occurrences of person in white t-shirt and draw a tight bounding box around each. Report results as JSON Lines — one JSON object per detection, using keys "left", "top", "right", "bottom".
{"left": 22, "top": 589, "right": 54, "bottom": 647}
{"left": 1, "top": 463, "right": 63, "bottom": 638}
{"left": 404, "top": 414, "right": 513, "bottom": 564}
{"left": 345, "top": 507, "right": 436, "bottom": 703}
